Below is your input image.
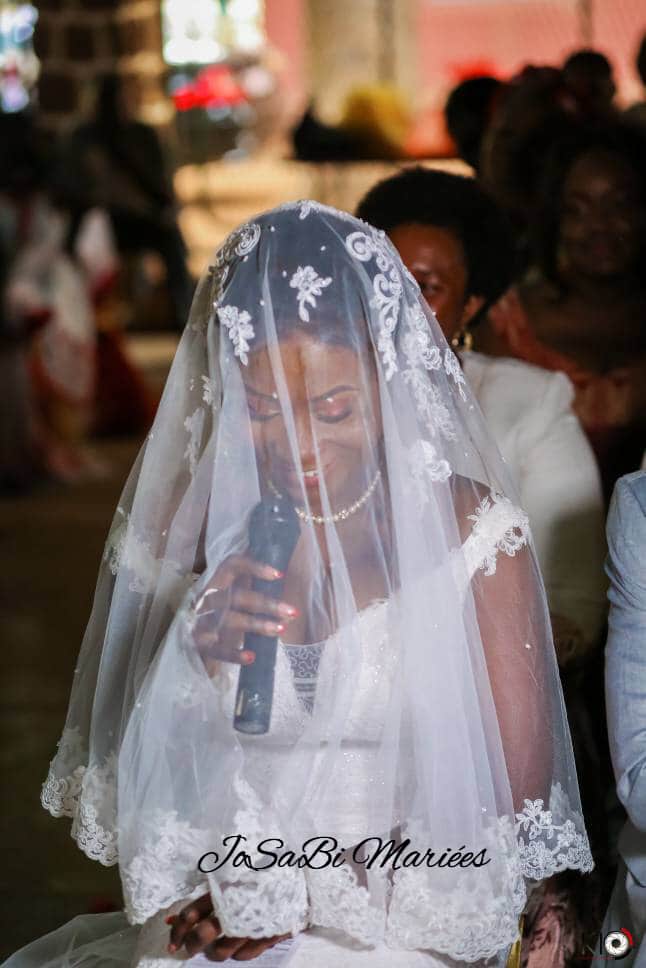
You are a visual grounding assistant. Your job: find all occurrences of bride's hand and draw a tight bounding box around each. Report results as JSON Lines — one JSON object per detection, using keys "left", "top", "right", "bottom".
{"left": 168, "top": 892, "right": 292, "bottom": 961}
{"left": 192, "top": 555, "right": 299, "bottom": 669}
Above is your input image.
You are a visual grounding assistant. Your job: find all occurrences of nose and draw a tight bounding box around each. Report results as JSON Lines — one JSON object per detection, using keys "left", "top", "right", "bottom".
{"left": 293, "top": 406, "right": 316, "bottom": 470}
{"left": 587, "top": 209, "right": 610, "bottom": 234}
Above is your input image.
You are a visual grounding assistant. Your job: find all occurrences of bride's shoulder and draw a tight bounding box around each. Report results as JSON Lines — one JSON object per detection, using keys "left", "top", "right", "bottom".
{"left": 449, "top": 474, "right": 531, "bottom": 578}
{"left": 449, "top": 474, "right": 493, "bottom": 540}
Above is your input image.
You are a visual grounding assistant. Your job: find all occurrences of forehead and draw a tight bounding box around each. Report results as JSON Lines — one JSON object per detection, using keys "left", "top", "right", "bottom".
{"left": 564, "top": 150, "right": 641, "bottom": 196}
{"left": 246, "top": 331, "right": 364, "bottom": 390}
{"left": 389, "top": 223, "right": 465, "bottom": 269}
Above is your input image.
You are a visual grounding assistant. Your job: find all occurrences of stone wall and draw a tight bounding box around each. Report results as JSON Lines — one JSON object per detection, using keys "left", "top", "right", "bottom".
{"left": 34, "top": 0, "right": 169, "bottom": 133}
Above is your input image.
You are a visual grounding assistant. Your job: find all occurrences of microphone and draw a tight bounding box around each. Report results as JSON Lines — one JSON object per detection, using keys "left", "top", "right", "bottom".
{"left": 234, "top": 495, "right": 300, "bottom": 734}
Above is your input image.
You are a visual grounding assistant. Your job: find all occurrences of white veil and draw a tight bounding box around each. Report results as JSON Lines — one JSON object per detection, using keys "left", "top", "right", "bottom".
{"left": 41, "top": 201, "right": 592, "bottom": 963}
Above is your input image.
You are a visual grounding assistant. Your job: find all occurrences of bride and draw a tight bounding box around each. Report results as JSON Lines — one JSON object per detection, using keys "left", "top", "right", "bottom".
{"left": 4, "top": 202, "right": 593, "bottom": 967}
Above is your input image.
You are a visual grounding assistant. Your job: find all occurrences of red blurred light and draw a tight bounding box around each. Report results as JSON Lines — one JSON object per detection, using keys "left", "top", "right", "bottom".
{"left": 447, "top": 59, "right": 504, "bottom": 83}
{"left": 172, "top": 64, "right": 247, "bottom": 112}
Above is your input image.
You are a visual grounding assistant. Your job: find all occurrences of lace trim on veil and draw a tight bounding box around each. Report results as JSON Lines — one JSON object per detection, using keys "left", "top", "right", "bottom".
{"left": 41, "top": 727, "right": 118, "bottom": 866}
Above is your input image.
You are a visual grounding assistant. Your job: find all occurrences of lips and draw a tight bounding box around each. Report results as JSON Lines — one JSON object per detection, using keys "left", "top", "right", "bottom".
{"left": 302, "top": 469, "right": 322, "bottom": 490}
{"left": 276, "top": 464, "right": 333, "bottom": 493}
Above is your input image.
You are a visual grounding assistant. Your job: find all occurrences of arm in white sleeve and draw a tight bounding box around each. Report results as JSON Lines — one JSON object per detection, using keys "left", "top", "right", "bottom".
{"left": 517, "top": 371, "right": 607, "bottom": 648}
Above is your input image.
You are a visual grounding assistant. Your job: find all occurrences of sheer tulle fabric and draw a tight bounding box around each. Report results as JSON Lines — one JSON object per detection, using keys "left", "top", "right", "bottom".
{"left": 41, "top": 202, "right": 592, "bottom": 963}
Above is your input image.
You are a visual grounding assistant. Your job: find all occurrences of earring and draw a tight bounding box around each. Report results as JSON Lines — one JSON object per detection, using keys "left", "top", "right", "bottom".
{"left": 450, "top": 326, "right": 474, "bottom": 352}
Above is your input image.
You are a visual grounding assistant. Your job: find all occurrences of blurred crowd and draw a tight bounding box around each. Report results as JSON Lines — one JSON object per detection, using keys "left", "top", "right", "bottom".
{"left": 4, "top": 35, "right": 646, "bottom": 967}
{"left": 441, "top": 43, "right": 646, "bottom": 503}
{"left": 353, "top": 38, "right": 646, "bottom": 967}
{"left": 0, "top": 73, "right": 192, "bottom": 491}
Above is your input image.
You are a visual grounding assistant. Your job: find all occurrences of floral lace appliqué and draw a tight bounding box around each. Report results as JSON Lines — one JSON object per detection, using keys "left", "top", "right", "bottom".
{"left": 289, "top": 265, "right": 332, "bottom": 322}
{"left": 407, "top": 439, "right": 452, "bottom": 510}
{"left": 516, "top": 783, "right": 594, "bottom": 880}
{"left": 402, "top": 303, "right": 457, "bottom": 439}
{"left": 466, "top": 492, "right": 531, "bottom": 577}
{"left": 183, "top": 407, "right": 205, "bottom": 476}
{"left": 276, "top": 199, "right": 354, "bottom": 223}
{"left": 122, "top": 811, "right": 211, "bottom": 923}
{"left": 207, "top": 774, "right": 310, "bottom": 939}
{"left": 217, "top": 305, "right": 254, "bottom": 366}
{"left": 308, "top": 861, "right": 386, "bottom": 946}
{"left": 345, "top": 228, "right": 402, "bottom": 381}
{"left": 387, "top": 815, "right": 525, "bottom": 961}
{"left": 298, "top": 200, "right": 325, "bottom": 219}
{"left": 205, "top": 222, "right": 261, "bottom": 318}
{"left": 201, "top": 374, "right": 218, "bottom": 406}
{"left": 444, "top": 346, "right": 467, "bottom": 400}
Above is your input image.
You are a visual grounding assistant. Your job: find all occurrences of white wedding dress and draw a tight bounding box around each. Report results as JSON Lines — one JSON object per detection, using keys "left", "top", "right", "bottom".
{"left": 6, "top": 495, "right": 586, "bottom": 968}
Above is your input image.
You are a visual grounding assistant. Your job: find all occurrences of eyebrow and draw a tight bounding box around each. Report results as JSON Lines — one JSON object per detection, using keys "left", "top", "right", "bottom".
{"left": 243, "top": 384, "right": 358, "bottom": 403}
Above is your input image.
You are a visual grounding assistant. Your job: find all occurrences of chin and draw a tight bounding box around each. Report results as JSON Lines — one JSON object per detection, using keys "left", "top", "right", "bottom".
{"left": 585, "top": 264, "right": 630, "bottom": 282}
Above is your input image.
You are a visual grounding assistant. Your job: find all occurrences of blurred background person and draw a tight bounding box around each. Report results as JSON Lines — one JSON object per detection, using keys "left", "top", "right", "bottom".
{"left": 478, "top": 66, "right": 579, "bottom": 242}
{"left": 72, "top": 207, "right": 156, "bottom": 440}
{"left": 562, "top": 49, "right": 617, "bottom": 119}
{"left": 0, "top": 112, "right": 45, "bottom": 491}
{"left": 444, "top": 75, "right": 503, "bottom": 173}
{"left": 293, "top": 84, "right": 417, "bottom": 161}
{"left": 292, "top": 100, "right": 363, "bottom": 161}
{"left": 0, "top": 111, "right": 100, "bottom": 485}
{"left": 487, "top": 120, "right": 646, "bottom": 503}
{"left": 59, "top": 73, "right": 193, "bottom": 332}
{"left": 594, "top": 470, "right": 646, "bottom": 968}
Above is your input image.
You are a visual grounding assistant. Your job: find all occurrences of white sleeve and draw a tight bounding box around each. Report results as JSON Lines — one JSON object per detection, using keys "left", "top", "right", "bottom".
{"left": 516, "top": 371, "right": 607, "bottom": 646}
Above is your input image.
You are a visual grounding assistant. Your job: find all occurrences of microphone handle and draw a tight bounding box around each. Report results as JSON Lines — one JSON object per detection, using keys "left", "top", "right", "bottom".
{"left": 233, "top": 574, "right": 285, "bottom": 734}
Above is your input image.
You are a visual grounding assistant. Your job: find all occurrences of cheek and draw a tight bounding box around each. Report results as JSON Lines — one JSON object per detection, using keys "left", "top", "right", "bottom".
{"left": 613, "top": 216, "right": 640, "bottom": 249}
{"left": 251, "top": 426, "right": 264, "bottom": 466}
{"left": 560, "top": 220, "right": 590, "bottom": 260}
{"left": 351, "top": 403, "right": 381, "bottom": 454}
{"left": 560, "top": 217, "right": 582, "bottom": 240}
{"left": 429, "top": 291, "right": 462, "bottom": 336}
{"left": 251, "top": 422, "right": 278, "bottom": 465}
{"left": 316, "top": 410, "right": 379, "bottom": 459}
{"left": 430, "top": 293, "right": 452, "bottom": 326}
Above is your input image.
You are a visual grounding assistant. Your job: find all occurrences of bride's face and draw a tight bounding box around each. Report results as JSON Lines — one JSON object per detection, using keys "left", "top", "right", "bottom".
{"left": 245, "top": 331, "right": 381, "bottom": 514}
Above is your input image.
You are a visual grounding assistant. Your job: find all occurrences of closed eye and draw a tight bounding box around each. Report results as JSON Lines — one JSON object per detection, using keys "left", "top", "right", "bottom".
{"left": 246, "top": 388, "right": 281, "bottom": 421}
{"left": 312, "top": 391, "right": 356, "bottom": 424}
{"left": 415, "top": 274, "right": 443, "bottom": 298}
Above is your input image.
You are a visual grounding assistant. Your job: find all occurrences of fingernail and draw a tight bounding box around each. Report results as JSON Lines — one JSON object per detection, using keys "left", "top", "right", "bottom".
{"left": 278, "top": 604, "right": 298, "bottom": 618}
{"left": 241, "top": 651, "right": 255, "bottom": 664}
{"left": 272, "top": 569, "right": 284, "bottom": 579}
{"left": 276, "top": 624, "right": 285, "bottom": 633}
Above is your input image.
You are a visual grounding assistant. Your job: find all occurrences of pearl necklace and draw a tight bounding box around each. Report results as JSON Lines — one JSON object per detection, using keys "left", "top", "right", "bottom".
{"left": 268, "top": 469, "right": 381, "bottom": 525}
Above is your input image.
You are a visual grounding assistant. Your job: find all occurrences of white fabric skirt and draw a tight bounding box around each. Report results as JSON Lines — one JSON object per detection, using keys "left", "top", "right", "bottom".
{"left": 1, "top": 912, "right": 511, "bottom": 968}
